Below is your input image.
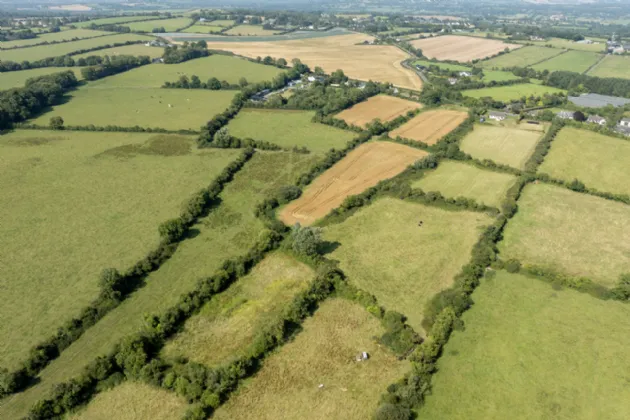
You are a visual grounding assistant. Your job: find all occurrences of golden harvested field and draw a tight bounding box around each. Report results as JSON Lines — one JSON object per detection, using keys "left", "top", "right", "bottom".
{"left": 335, "top": 95, "right": 423, "bottom": 128}
{"left": 410, "top": 35, "right": 522, "bottom": 62}
{"left": 205, "top": 33, "right": 422, "bottom": 90}
{"left": 279, "top": 141, "right": 427, "bottom": 226}
{"left": 212, "top": 298, "right": 409, "bottom": 420}
{"left": 389, "top": 109, "right": 468, "bottom": 145}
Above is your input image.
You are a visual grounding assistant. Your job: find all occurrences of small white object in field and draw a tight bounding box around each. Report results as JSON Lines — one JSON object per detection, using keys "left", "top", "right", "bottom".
{"left": 318, "top": 384, "right": 324, "bottom": 389}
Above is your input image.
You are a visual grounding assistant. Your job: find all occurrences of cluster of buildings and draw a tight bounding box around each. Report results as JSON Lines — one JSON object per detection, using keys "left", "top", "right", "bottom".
{"left": 556, "top": 110, "right": 630, "bottom": 136}
{"left": 607, "top": 35, "right": 630, "bottom": 54}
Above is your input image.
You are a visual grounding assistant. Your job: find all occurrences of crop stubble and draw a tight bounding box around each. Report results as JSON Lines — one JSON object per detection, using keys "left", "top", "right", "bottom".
{"left": 335, "top": 95, "right": 423, "bottom": 128}
{"left": 410, "top": 35, "right": 522, "bottom": 61}
{"left": 389, "top": 109, "right": 468, "bottom": 145}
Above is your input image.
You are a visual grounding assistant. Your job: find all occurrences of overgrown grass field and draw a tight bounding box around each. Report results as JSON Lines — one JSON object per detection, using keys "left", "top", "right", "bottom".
{"left": 498, "top": 183, "right": 630, "bottom": 286}
{"left": 480, "top": 46, "right": 563, "bottom": 68}
{"left": 530, "top": 50, "right": 601, "bottom": 73}
{"left": 413, "top": 161, "right": 517, "bottom": 208}
{"left": 417, "top": 270, "right": 630, "bottom": 420}
{"left": 459, "top": 124, "right": 544, "bottom": 169}
{"left": 538, "top": 127, "right": 630, "bottom": 197}
{"left": 324, "top": 198, "right": 493, "bottom": 332}
{"left": 0, "top": 151, "right": 319, "bottom": 419}
{"left": 0, "top": 28, "right": 112, "bottom": 49}
{"left": 587, "top": 55, "right": 630, "bottom": 79}
{"left": 226, "top": 109, "right": 356, "bottom": 153}
{"left": 462, "top": 83, "right": 565, "bottom": 101}
{"left": 212, "top": 298, "right": 409, "bottom": 420}
{"left": 0, "top": 130, "right": 239, "bottom": 373}
{"left": 71, "top": 43, "right": 164, "bottom": 59}
{"left": 121, "top": 18, "right": 193, "bottom": 32}
{"left": 31, "top": 87, "right": 235, "bottom": 130}
{"left": 225, "top": 24, "right": 282, "bottom": 36}
{"left": 162, "top": 252, "right": 314, "bottom": 366}
{"left": 0, "top": 67, "right": 83, "bottom": 90}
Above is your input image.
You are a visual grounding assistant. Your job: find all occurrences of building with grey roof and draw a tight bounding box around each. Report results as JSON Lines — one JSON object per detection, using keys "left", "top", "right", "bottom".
{"left": 568, "top": 93, "right": 630, "bottom": 108}
{"left": 586, "top": 115, "right": 606, "bottom": 125}
{"left": 556, "top": 110, "right": 575, "bottom": 120}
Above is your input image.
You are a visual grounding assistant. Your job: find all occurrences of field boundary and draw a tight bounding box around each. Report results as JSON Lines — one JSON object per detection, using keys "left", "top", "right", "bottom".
{"left": 583, "top": 53, "right": 607, "bottom": 75}
{"left": 0, "top": 33, "right": 120, "bottom": 51}
{"left": 525, "top": 48, "right": 568, "bottom": 67}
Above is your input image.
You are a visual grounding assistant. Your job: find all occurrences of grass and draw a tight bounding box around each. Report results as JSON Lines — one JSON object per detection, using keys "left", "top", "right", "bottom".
{"left": 0, "top": 33, "right": 154, "bottom": 62}
{"left": 30, "top": 87, "right": 235, "bottom": 130}
{"left": 324, "top": 198, "right": 493, "bottom": 333}
{"left": 412, "top": 161, "right": 517, "bottom": 208}
{"left": 538, "top": 127, "right": 630, "bottom": 197}
{"left": 67, "top": 382, "right": 189, "bottom": 420}
{"left": 0, "top": 29, "right": 112, "bottom": 49}
{"left": 83, "top": 55, "right": 282, "bottom": 88}
{"left": 480, "top": 46, "right": 563, "bottom": 69}
{"left": 462, "top": 83, "right": 565, "bottom": 102}
{"left": 121, "top": 18, "right": 193, "bottom": 32}
{"left": 162, "top": 252, "right": 314, "bottom": 366}
{"left": 481, "top": 70, "right": 521, "bottom": 82}
{"left": 588, "top": 55, "right": 630, "bottom": 80}
{"left": 225, "top": 24, "right": 282, "bottom": 36}
{"left": 74, "top": 15, "right": 162, "bottom": 28}
{"left": 71, "top": 44, "right": 164, "bottom": 59}
{"left": 208, "top": 19, "right": 235, "bottom": 26}
{"left": 181, "top": 24, "right": 224, "bottom": 33}
{"left": 417, "top": 270, "right": 630, "bottom": 420}
{"left": 412, "top": 59, "right": 470, "bottom": 71}
{"left": 0, "top": 130, "right": 240, "bottom": 372}
{"left": 0, "top": 67, "right": 83, "bottom": 90}
{"left": 498, "top": 183, "right": 630, "bottom": 286}
{"left": 519, "top": 37, "right": 607, "bottom": 52}
{"left": 212, "top": 298, "right": 409, "bottom": 420}
{"left": 530, "top": 50, "right": 601, "bottom": 73}
{"left": 459, "top": 124, "right": 544, "bottom": 169}
{"left": 0, "top": 151, "right": 319, "bottom": 419}
{"left": 226, "top": 109, "right": 356, "bottom": 153}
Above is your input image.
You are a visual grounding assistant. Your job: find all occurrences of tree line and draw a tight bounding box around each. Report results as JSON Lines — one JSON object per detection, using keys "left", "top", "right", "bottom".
{"left": 546, "top": 71, "right": 630, "bottom": 98}
{"left": 162, "top": 40, "right": 209, "bottom": 64}
{"left": 81, "top": 55, "right": 150, "bottom": 81}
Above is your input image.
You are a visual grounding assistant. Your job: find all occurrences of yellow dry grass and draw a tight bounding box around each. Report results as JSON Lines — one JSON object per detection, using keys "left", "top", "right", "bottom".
{"left": 205, "top": 33, "right": 423, "bottom": 90}
{"left": 389, "top": 109, "right": 468, "bottom": 145}
{"left": 335, "top": 95, "right": 423, "bottom": 128}
{"left": 279, "top": 141, "right": 427, "bottom": 226}
{"left": 212, "top": 298, "right": 409, "bottom": 420}
{"left": 410, "top": 35, "right": 522, "bottom": 62}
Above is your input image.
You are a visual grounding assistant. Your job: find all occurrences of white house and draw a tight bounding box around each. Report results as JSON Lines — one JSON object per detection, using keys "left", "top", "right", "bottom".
{"left": 586, "top": 115, "right": 606, "bottom": 125}
{"left": 459, "top": 71, "right": 472, "bottom": 77}
{"left": 448, "top": 77, "right": 458, "bottom": 85}
{"left": 619, "top": 118, "right": 630, "bottom": 127}
{"left": 489, "top": 111, "right": 507, "bottom": 121}
{"left": 556, "top": 110, "right": 575, "bottom": 120}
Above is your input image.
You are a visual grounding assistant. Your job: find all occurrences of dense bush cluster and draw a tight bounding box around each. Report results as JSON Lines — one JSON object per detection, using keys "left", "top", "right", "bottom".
{"left": 546, "top": 71, "right": 630, "bottom": 98}
{"left": 162, "top": 75, "right": 241, "bottom": 90}
{"left": 17, "top": 123, "right": 197, "bottom": 134}
{"left": 523, "top": 120, "right": 565, "bottom": 173}
{"left": 162, "top": 41, "right": 209, "bottom": 64}
{"left": 81, "top": 55, "right": 150, "bottom": 81}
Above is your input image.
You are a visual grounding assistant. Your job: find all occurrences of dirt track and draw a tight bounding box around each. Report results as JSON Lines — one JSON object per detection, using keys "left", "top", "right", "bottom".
{"left": 410, "top": 35, "right": 521, "bottom": 62}
{"left": 335, "top": 95, "right": 423, "bottom": 128}
{"left": 389, "top": 109, "right": 468, "bottom": 145}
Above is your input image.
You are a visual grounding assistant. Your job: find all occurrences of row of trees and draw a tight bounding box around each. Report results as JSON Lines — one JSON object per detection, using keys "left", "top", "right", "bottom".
{"left": 546, "top": 71, "right": 630, "bottom": 98}
{"left": 0, "top": 28, "right": 37, "bottom": 41}
{"left": 162, "top": 41, "right": 209, "bottom": 64}
{"left": 163, "top": 75, "right": 245, "bottom": 90}
{"left": 80, "top": 55, "right": 150, "bottom": 81}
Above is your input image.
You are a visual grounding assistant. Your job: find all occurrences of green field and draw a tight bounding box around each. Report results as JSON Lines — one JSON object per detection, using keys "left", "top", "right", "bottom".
{"left": 74, "top": 15, "right": 162, "bottom": 28}
{"left": 225, "top": 24, "right": 282, "bottom": 36}
{"left": 71, "top": 43, "right": 164, "bottom": 59}
{"left": 538, "top": 127, "right": 630, "bottom": 197}
{"left": 530, "top": 50, "right": 601, "bottom": 73}
{"left": 499, "top": 183, "right": 630, "bottom": 286}
{"left": 31, "top": 86, "right": 235, "bottom": 130}
{"left": 518, "top": 37, "right": 607, "bottom": 52}
{"left": 0, "top": 130, "right": 240, "bottom": 372}
{"left": 226, "top": 109, "right": 356, "bottom": 153}
{"left": 324, "top": 198, "right": 493, "bottom": 332}
{"left": 122, "top": 17, "right": 193, "bottom": 32}
{"left": 207, "top": 19, "right": 236, "bottom": 26}
{"left": 67, "top": 382, "right": 188, "bottom": 420}
{"left": 480, "top": 46, "right": 563, "bottom": 69}
{"left": 162, "top": 252, "right": 314, "bottom": 366}
{"left": 413, "top": 161, "right": 517, "bottom": 208}
{"left": 181, "top": 24, "right": 224, "bottom": 33}
{"left": 412, "top": 59, "right": 470, "bottom": 72}
{"left": 460, "top": 124, "right": 544, "bottom": 169}
{"left": 0, "top": 33, "right": 153, "bottom": 62}
{"left": 481, "top": 70, "right": 521, "bottom": 82}
{"left": 587, "top": 55, "right": 630, "bottom": 80}
{"left": 0, "top": 67, "right": 83, "bottom": 90}
{"left": 462, "top": 83, "right": 565, "bottom": 101}
{"left": 0, "top": 29, "right": 112, "bottom": 49}
{"left": 418, "top": 270, "right": 630, "bottom": 420}
{"left": 213, "top": 298, "right": 409, "bottom": 420}
{"left": 0, "top": 151, "right": 318, "bottom": 419}
{"left": 83, "top": 55, "right": 282, "bottom": 88}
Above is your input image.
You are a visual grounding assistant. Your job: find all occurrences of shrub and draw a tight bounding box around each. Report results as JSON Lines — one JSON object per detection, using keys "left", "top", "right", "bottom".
{"left": 373, "top": 403, "right": 413, "bottom": 420}
{"left": 505, "top": 259, "right": 522, "bottom": 273}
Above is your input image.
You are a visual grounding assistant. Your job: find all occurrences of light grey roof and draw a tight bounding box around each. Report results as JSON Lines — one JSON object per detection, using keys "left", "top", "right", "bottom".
{"left": 621, "top": 118, "right": 630, "bottom": 123}
{"left": 587, "top": 115, "right": 606, "bottom": 122}
{"left": 568, "top": 93, "right": 630, "bottom": 108}
{"left": 489, "top": 111, "right": 507, "bottom": 117}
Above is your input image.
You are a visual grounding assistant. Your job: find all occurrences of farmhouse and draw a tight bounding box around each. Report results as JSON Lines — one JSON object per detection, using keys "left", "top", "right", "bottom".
{"left": 459, "top": 71, "right": 472, "bottom": 77}
{"left": 587, "top": 115, "right": 606, "bottom": 125}
{"left": 489, "top": 111, "right": 508, "bottom": 121}
{"left": 619, "top": 118, "right": 630, "bottom": 127}
{"left": 556, "top": 110, "right": 575, "bottom": 120}
{"left": 448, "top": 77, "right": 458, "bottom": 85}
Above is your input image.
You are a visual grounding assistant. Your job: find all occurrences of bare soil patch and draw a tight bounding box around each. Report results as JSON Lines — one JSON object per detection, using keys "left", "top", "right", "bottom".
{"left": 410, "top": 35, "right": 521, "bottom": 62}
{"left": 335, "top": 95, "right": 423, "bottom": 128}
{"left": 279, "top": 141, "right": 427, "bottom": 226}
{"left": 389, "top": 109, "right": 468, "bottom": 145}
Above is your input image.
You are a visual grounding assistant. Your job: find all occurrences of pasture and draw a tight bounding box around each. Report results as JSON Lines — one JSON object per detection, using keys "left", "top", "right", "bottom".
{"left": 162, "top": 252, "right": 314, "bottom": 366}
{"left": 334, "top": 95, "right": 423, "bottom": 128}
{"left": 225, "top": 24, "right": 282, "bottom": 36}
{"left": 389, "top": 109, "right": 469, "bottom": 145}
{"left": 208, "top": 19, "right": 235, "bottom": 26}
{"left": 498, "top": 183, "right": 630, "bottom": 286}
{"left": 413, "top": 161, "right": 517, "bottom": 208}
{"left": 0, "top": 28, "right": 112, "bottom": 49}
{"left": 71, "top": 43, "right": 164, "bottom": 59}
{"left": 121, "top": 17, "right": 193, "bottom": 32}
{"left": 519, "top": 37, "right": 607, "bottom": 52}
{"left": 0, "top": 67, "right": 83, "bottom": 90}
{"left": 482, "top": 70, "right": 521, "bottom": 82}
{"left": 480, "top": 46, "right": 563, "bottom": 69}
{"left": 0, "top": 33, "right": 153, "bottom": 62}
{"left": 324, "top": 198, "right": 493, "bottom": 332}
{"left": 279, "top": 141, "right": 427, "bottom": 226}
{"left": 226, "top": 109, "right": 355, "bottom": 153}
{"left": 459, "top": 124, "right": 544, "bottom": 169}
{"left": 412, "top": 59, "right": 470, "bottom": 71}
{"left": 462, "top": 83, "right": 565, "bottom": 101}
{"left": 67, "top": 382, "right": 188, "bottom": 420}
{"left": 181, "top": 24, "right": 224, "bottom": 33}
{"left": 74, "top": 15, "right": 160, "bottom": 28}
{"left": 530, "top": 50, "right": 601, "bottom": 73}
{"left": 409, "top": 35, "right": 522, "bottom": 62}
{"left": 0, "top": 130, "right": 239, "bottom": 372}
{"left": 417, "top": 270, "right": 630, "bottom": 420}
{"left": 587, "top": 55, "right": 630, "bottom": 80}
{"left": 538, "top": 127, "right": 630, "bottom": 197}
{"left": 212, "top": 298, "right": 409, "bottom": 420}
{"left": 205, "top": 33, "right": 423, "bottom": 90}
{"left": 31, "top": 87, "right": 235, "bottom": 131}
{"left": 0, "top": 151, "right": 319, "bottom": 419}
